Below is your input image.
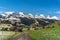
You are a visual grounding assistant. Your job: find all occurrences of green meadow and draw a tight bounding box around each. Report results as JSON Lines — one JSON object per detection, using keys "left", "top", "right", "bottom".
{"left": 29, "top": 23, "right": 60, "bottom": 40}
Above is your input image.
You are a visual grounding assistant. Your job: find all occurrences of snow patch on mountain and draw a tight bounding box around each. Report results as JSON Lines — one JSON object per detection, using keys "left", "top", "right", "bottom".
{"left": 0, "top": 12, "right": 59, "bottom": 20}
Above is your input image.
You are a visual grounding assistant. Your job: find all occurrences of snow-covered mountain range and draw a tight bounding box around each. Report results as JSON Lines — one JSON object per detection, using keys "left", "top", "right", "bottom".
{"left": 0, "top": 12, "right": 59, "bottom": 20}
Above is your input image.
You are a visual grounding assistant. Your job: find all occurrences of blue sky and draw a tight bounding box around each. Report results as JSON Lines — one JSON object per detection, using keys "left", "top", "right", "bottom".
{"left": 0, "top": 0, "right": 60, "bottom": 17}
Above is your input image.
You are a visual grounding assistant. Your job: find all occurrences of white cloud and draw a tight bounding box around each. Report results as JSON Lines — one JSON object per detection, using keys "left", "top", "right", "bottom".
{"left": 47, "top": 16, "right": 59, "bottom": 20}
{"left": 39, "top": 14, "right": 46, "bottom": 18}
{"left": 19, "top": 12, "right": 25, "bottom": 17}
{"left": 5, "top": 12, "right": 14, "bottom": 15}
{"left": 19, "top": 12, "right": 24, "bottom": 15}
{"left": 5, "top": 12, "right": 14, "bottom": 13}
{"left": 35, "top": 14, "right": 46, "bottom": 18}
{"left": 47, "top": 15, "right": 51, "bottom": 19}
{"left": 51, "top": 16, "right": 59, "bottom": 20}
{"left": 35, "top": 15, "right": 39, "bottom": 18}
{"left": 28, "top": 13, "right": 33, "bottom": 16}
{"left": 1, "top": 14, "right": 6, "bottom": 16}
{"left": 28, "top": 13, "right": 34, "bottom": 18}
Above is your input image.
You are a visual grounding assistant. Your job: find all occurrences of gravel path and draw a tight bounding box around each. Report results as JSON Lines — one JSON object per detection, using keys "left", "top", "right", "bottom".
{"left": 10, "top": 32, "right": 31, "bottom": 40}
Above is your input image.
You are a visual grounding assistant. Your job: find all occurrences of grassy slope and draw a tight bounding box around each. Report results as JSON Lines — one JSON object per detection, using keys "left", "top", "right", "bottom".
{"left": 0, "top": 24, "right": 19, "bottom": 40}
{"left": 0, "top": 31, "right": 17, "bottom": 40}
{"left": 29, "top": 24, "right": 60, "bottom": 40}
{"left": 0, "top": 24, "right": 12, "bottom": 28}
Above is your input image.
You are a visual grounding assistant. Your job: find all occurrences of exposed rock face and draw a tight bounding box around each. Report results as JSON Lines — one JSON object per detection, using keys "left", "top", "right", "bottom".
{"left": 20, "top": 17, "right": 35, "bottom": 26}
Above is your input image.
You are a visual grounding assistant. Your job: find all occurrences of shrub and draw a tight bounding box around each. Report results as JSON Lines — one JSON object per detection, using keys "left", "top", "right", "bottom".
{"left": 9, "top": 27, "right": 16, "bottom": 31}
{"left": 17, "top": 27, "right": 23, "bottom": 32}
{"left": 1, "top": 27, "right": 8, "bottom": 31}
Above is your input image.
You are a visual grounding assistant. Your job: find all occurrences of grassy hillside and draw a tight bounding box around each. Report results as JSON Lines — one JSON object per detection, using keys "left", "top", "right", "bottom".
{"left": 29, "top": 23, "right": 60, "bottom": 40}
{"left": 0, "top": 24, "right": 12, "bottom": 28}
{"left": 0, "top": 24, "right": 19, "bottom": 40}
{"left": 0, "top": 31, "right": 16, "bottom": 40}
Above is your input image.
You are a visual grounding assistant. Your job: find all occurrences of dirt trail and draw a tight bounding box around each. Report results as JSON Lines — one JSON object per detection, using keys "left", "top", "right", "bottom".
{"left": 10, "top": 32, "right": 31, "bottom": 40}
